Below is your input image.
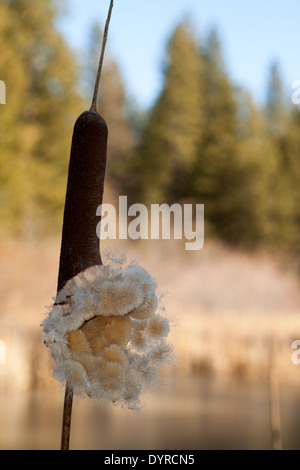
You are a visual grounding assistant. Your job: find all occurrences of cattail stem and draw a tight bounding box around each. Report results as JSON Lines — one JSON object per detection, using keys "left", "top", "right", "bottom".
{"left": 269, "top": 336, "right": 282, "bottom": 450}
{"left": 58, "top": 0, "right": 114, "bottom": 450}
{"left": 61, "top": 383, "right": 74, "bottom": 451}
{"left": 90, "top": 0, "right": 114, "bottom": 112}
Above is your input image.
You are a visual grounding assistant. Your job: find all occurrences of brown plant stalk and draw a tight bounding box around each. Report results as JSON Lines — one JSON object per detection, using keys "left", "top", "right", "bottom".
{"left": 269, "top": 336, "right": 282, "bottom": 451}
{"left": 59, "top": 0, "right": 114, "bottom": 450}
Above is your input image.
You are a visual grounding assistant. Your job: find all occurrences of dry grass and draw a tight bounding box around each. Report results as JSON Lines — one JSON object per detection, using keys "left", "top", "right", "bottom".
{"left": 0, "top": 236, "right": 300, "bottom": 395}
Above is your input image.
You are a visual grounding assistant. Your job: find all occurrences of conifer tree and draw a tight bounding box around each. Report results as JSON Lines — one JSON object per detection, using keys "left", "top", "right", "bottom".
{"left": 263, "top": 62, "right": 296, "bottom": 251}
{"left": 265, "top": 61, "right": 287, "bottom": 138}
{"left": 138, "top": 20, "right": 203, "bottom": 204}
{"left": 192, "top": 27, "right": 240, "bottom": 243}
{"left": 0, "top": 0, "right": 82, "bottom": 235}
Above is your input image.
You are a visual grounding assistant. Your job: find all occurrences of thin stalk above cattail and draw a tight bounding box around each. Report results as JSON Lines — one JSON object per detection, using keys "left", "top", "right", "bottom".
{"left": 90, "top": 0, "right": 114, "bottom": 113}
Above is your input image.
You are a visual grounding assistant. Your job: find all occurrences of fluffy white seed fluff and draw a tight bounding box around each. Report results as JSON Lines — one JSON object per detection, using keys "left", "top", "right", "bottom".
{"left": 42, "top": 256, "right": 171, "bottom": 409}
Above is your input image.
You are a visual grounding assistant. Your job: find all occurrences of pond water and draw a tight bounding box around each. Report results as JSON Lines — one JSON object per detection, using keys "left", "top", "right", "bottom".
{"left": 0, "top": 375, "right": 299, "bottom": 450}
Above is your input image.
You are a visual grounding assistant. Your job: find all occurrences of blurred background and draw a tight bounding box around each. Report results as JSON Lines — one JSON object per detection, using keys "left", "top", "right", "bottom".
{"left": 1, "top": 0, "right": 300, "bottom": 450}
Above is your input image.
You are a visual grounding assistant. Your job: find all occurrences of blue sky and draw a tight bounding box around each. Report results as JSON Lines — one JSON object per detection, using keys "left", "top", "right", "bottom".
{"left": 57, "top": 0, "right": 300, "bottom": 109}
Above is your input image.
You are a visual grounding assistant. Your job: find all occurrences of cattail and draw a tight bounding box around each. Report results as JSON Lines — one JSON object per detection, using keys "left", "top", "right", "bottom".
{"left": 43, "top": 1, "right": 113, "bottom": 451}
{"left": 42, "top": 0, "right": 171, "bottom": 451}
{"left": 57, "top": 110, "right": 107, "bottom": 292}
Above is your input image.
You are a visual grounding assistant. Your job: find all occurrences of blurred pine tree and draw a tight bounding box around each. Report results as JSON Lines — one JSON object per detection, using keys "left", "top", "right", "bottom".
{"left": 191, "top": 27, "right": 241, "bottom": 243}
{"left": 137, "top": 20, "right": 203, "bottom": 204}
{"left": 1, "top": 3, "right": 300, "bottom": 260}
{"left": 0, "top": 0, "right": 82, "bottom": 236}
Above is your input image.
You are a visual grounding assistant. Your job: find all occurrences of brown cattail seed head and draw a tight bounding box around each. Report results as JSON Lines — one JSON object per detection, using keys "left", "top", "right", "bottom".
{"left": 57, "top": 110, "right": 108, "bottom": 292}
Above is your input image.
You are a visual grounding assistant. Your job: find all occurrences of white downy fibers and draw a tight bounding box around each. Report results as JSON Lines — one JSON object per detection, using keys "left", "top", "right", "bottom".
{"left": 42, "top": 253, "right": 171, "bottom": 409}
